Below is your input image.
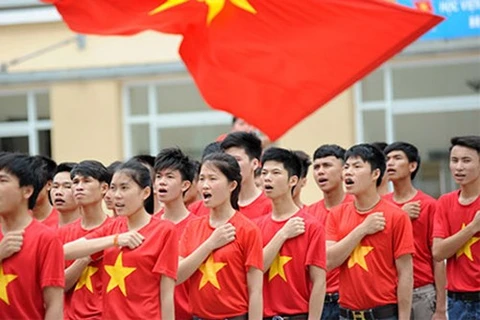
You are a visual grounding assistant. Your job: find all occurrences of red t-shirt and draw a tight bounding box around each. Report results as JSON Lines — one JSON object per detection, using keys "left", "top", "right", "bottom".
{"left": 171, "top": 213, "right": 199, "bottom": 320}
{"left": 0, "top": 219, "right": 64, "bottom": 319}
{"left": 86, "top": 216, "right": 178, "bottom": 319}
{"left": 308, "top": 194, "right": 354, "bottom": 294}
{"left": 326, "top": 199, "right": 415, "bottom": 310}
{"left": 432, "top": 190, "right": 480, "bottom": 292}
{"left": 188, "top": 193, "right": 272, "bottom": 220}
{"left": 179, "top": 212, "right": 263, "bottom": 319}
{"left": 41, "top": 207, "right": 59, "bottom": 229}
{"left": 255, "top": 208, "right": 326, "bottom": 317}
{"left": 384, "top": 190, "right": 436, "bottom": 288}
{"left": 57, "top": 217, "right": 112, "bottom": 320}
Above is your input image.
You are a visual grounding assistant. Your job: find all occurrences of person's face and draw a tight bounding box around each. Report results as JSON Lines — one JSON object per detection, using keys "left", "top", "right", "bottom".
{"left": 198, "top": 163, "right": 236, "bottom": 209}
{"left": 292, "top": 176, "right": 307, "bottom": 200}
{"left": 155, "top": 169, "right": 190, "bottom": 204}
{"left": 262, "top": 160, "right": 298, "bottom": 200}
{"left": 35, "top": 181, "right": 52, "bottom": 206}
{"left": 386, "top": 150, "right": 416, "bottom": 182}
{"left": 343, "top": 156, "right": 380, "bottom": 195}
{"left": 225, "top": 147, "right": 258, "bottom": 185}
{"left": 232, "top": 118, "right": 254, "bottom": 133}
{"left": 183, "top": 177, "right": 199, "bottom": 205}
{"left": 72, "top": 174, "right": 107, "bottom": 207}
{"left": 51, "top": 172, "right": 78, "bottom": 213}
{"left": 0, "top": 170, "right": 32, "bottom": 216}
{"left": 110, "top": 171, "right": 150, "bottom": 217}
{"left": 312, "top": 156, "right": 344, "bottom": 193}
{"left": 449, "top": 146, "right": 480, "bottom": 187}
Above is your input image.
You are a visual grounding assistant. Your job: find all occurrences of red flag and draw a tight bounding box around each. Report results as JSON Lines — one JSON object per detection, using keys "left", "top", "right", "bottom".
{"left": 47, "top": 0, "right": 443, "bottom": 140}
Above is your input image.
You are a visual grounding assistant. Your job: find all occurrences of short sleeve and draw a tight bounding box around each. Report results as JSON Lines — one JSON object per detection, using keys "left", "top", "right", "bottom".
{"left": 39, "top": 232, "right": 65, "bottom": 289}
{"left": 153, "top": 222, "right": 178, "bottom": 280}
{"left": 393, "top": 212, "right": 415, "bottom": 259}
{"left": 432, "top": 198, "right": 449, "bottom": 239}
{"left": 179, "top": 221, "right": 193, "bottom": 258}
{"left": 305, "top": 220, "right": 326, "bottom": 270}
{"left": 242, "top": 223, "right": 263, "bottom": 272}
{"left": 325, "top": 208, "right": 340, "bottom": 242}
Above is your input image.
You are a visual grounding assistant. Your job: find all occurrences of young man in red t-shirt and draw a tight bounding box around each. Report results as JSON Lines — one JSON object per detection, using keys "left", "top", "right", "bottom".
{"left": 433, "top": 136, "right": 480, "bottom": 320}
{"left": 50, "top": 162, "right": 81, "bottom": 227}
{"left": 326, "top": 143, "right": 415, "bottom": 320}
{"left": 292, "top": 150, "right": 312, "bottom": 208}
{"left": 154, "top": 147, "right": 198, "bottom": 320}
{"left": 384, "top": 142, "right": 447, "bottom": 320}
{"left": 308, "top": 144, "right": 354, "bottom": 320}
{"left": 57, "top": 160, "right": 112, "bottom": 320}
{"left": 0, "top": 153, "right": 64, "bottom": 319}
{"left": 221, "top": 132, "right": 272, "bottom": 219}
{"left": 256, "top": 147, "right": 326, "bottom": 319}
{"left": 31, "top": 155, "right": 59, "bottom": 228}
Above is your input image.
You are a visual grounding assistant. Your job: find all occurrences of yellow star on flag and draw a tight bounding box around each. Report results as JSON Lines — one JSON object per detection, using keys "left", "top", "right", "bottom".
{"left": 456, "top": 223, "right": 480, "bottom": 261}
{"left": 199, "top": 254, "right": 226, "bottom": 290}
{"left": 0, "top": 264, "right": 17, "bottom": 305}
{"left": 268, "top": 253, "right": 292, "bottom": 282}
{"left": 75, "top": 265, "right": 99, "bottom": 293}
{"left": 348, "top": 244, "right": 374, "bottom": 271}
{"left": 149, "top": 0, "right": 257, "bottom": 25}
{"left": 104, "top": 252, "right": 136, "bottom": 296}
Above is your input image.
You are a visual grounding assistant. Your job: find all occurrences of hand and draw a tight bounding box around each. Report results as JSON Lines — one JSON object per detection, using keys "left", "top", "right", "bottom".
{"left": 0, "top": 230, "right": 24, "bottom": 261}
{"left": 206, "top": 223, "right": 236, "bottom": 250}
{"left": 402, "top": 200, "right": 421, "bottom": 220}
{"left": 432, "top": 310, "right": 447, "bottom": 320}
{"left": 117, "top": 231, "right": 144, "bottom": 249}
{"left": 469, "top": 210, "right": 480, "bottom": 233}
{"left": 279, "top": 217, "right": 305, "bottom": 240}
{"left": 360, "top": 212, "right": 386, "bottom": 235}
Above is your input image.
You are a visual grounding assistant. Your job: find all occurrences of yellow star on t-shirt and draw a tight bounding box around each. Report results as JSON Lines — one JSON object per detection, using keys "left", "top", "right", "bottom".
{"left": 199, "top": 254, "right": 227, "bottom": 290}
{"left": 456, "top": 223, "right": 480, "bottom": 261}
{"left": 268, "top": 253, "right": 292, "bottom": 282}
{"left": 348, "top": 244, "right": 374, "bottom": 271}
{"left": 75, "top": 265, "right": 99, "bottom": 293}
{"left": 0, "top": 264, "right": 18, "bottom": 305}
{"left": 104, "top": 252, "right": 136, "bottom": 296}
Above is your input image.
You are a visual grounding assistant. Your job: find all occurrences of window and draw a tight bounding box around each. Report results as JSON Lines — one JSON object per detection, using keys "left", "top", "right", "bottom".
{"left": 355, "top": 57, "right": 480, "bottom": 197}
{"left": 0, "top": 90, "right": 52, "bottom": 156}
{"left": 123, "top": 77, "right": 231, "bottom": 159}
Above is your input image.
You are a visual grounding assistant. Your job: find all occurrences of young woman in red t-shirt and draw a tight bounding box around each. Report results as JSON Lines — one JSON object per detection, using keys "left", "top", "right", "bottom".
{"left": 63, "top": 159, "right": 177, "bottom": 319}
{"left": 177, "top": 152, "right": 264, "bottom": 320}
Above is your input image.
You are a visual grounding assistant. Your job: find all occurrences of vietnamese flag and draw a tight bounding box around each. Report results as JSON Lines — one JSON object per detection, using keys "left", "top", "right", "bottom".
{"left": 46, "top": 0, "right": 443, "bottom": 140}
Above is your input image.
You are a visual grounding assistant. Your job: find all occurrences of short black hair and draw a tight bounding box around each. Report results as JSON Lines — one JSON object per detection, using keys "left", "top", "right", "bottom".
{"left": 132, "top": 154, "right": 155, "bottom": 168}
{"left": 221, "top": 132, "right": 262, "bottom": 160}
{"left": 261, "top": 147, "right": 302, "bottom": 178}
{"left": 202, "top": 142, "right": 222, "bottom": 160}
{"left": 53, "top": 162, "right": 77, "bottom": 176}
{"left": 293, "top": 150, "right": 312, "bottom": 179}
{"left": 371, "top": 142, "right": 388, "bottom": 152}
{"left": 71, "top": 160, "right": 111, "bottom": 184}
{"left": 31, "top": 155, "right": 57, "bottom": 190}
{"left": 450, "top": 136, "right": 480, "bottom": 154}
{"left": 345, "top": 144, "right": 386, "bottom": 187}
{"left": 385, "top": 142, "right": 421, "bottom": 180}
{"left": 0, "top": 153, "right": 40, "bottom": 209}
{"left": 154, "top": 147, "right": 195, "bottom": 183}
{"left": 313, "top": 144, "right": 346, "bottom": 161}
{"left": 106, "top": 161, "right": 122, "bottom": 184}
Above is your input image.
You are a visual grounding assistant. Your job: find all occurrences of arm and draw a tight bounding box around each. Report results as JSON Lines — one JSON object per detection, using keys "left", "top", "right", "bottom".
{"left": 432, "top": 260, "right": 447, "bottom": 320}
{"left": 64, "top": 257, "right": 91, "bottom": 292}
{"left": 64, "top": 231, "right": 144, "bottom": 260}
{"left": 308, "top": 265, "right": 326, "bottom": 320}
{"left": 177, "top": 223, "right": 235, "bottom": 284}
{"left": 326, "top": 212, "right": 385, "bottom": 270}
{"left": 395, "top": 254, "right": 413, "bottom": 320}
{"left": 160, "top": 275, "right": 175, "bottom": 320}
{"left": 432, "top": 211, "right": 480, "bottom": 261}
{"left": 43, "top": 286, "right": 64, "bottom": 320}
{"left": 247, "top": 267, "right": 263, "bottom": 320}
{"left": 263, "top": 217, "right": 304, "bottom": 271}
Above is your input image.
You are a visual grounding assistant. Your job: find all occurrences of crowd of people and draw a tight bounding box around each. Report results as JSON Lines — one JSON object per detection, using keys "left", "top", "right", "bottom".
{"left": 0, "top": 130, "right": 479, "bottom": 320}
